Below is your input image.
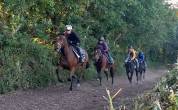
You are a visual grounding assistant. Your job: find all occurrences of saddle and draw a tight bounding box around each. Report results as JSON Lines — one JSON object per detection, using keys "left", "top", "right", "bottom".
{"left": 102, "top": 53, "right": 114, "bottom": 64}
{"left": 103, "top": 54, "right": 110, "bottom": 63}
{"left": 72, "top": 47, "right": 86, "bottom": 62}
{"left": 125, "top": 58, "right": 137, "bottom": 69}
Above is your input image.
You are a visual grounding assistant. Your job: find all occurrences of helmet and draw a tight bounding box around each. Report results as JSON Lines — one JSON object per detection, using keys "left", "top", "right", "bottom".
{"left": 100, "top": 37, "right": 105, "bottom": 41}
{"left": 65, "top": 25, "right": 72, "bottom": 31}
{"left": 139, "top": 51, "right": 143, "bottom": 55}
{"left": 128, "top": 45, "right": 133, "bottom": 49}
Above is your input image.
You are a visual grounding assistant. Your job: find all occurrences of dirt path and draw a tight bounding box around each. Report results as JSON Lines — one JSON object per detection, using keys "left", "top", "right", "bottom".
{"left": 0, "top": 69, "right": 167, "bottom": 110}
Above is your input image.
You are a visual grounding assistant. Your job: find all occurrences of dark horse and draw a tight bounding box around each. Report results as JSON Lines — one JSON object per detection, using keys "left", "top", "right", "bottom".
{"left": 124, "top": 60, "right": 139, "bottom": 84}
{"left": 94, "top": 48, "right": 114, "bottom": 85}
{"left": 54, "top": 35, "right": 89, "bottom": 91}
{"left": 138, "top": 60, "right": 146, "bottom": 81}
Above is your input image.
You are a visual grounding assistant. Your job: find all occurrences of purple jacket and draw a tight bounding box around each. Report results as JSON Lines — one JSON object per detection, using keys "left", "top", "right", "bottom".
{"left": 97, "top": 42, "right": 109, "bottom": 54}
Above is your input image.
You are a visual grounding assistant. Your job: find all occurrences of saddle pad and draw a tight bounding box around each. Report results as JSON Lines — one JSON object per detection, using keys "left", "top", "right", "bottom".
{"left": 72, "top": 47, "right": 86, "bottom": 60}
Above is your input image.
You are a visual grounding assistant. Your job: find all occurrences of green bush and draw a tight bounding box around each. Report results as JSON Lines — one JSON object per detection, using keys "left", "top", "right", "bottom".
{"left": 0, "top": 0, "right": 177, "bottom": 94}
{"left": 132, "top": 68, "right": 178, "bottom": 110}
{"left": 0, "top": 33, "right": 57, "bottom": 93}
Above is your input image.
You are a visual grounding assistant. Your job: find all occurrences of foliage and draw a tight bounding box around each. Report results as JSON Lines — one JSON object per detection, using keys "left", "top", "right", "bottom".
{"left": 0, "top": 33, "right": 57, "bottom": 93}
{"left": 131, "top": 67, "right": 178, "bottom": 110}
{"left": 0, "top": 0, "right": 177, "bottom": 93}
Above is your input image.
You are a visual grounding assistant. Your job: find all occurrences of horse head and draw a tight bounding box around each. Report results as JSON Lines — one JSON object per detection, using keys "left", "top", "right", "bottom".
{"left": 94, "top": 48, "right": 102, "bottom": 62}
{"left": 55, "top": 35, "right": 67, "bottom": 51}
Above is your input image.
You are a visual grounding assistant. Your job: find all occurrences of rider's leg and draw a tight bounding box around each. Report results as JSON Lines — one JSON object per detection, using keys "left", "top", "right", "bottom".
{"left": 108, "top": 52, "right": 114, "bottom": 64}
{"left": 144, "top": 60, "right": 147, "bottom": 67}
{"left": 75, "top": 46, "right": 82, "bottom": 62}
{"left": 125, "top": 55, "right": 130, "bottom": 63}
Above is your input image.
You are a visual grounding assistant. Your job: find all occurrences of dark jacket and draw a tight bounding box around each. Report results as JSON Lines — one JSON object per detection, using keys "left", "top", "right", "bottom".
{"left": 138, "top": 52, "right": 145, "bottom": 62}
{"left": 65, "top": 31, "right": 80, "bottom": 46}
{"left": 97, "top": 41, "right": 109, "bottom": 54}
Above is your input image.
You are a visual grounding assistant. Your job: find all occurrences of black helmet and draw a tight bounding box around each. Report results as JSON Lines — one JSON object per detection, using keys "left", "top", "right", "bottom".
{"left": 128, "top": 45, "right": 133, "bottom": 49}
{"left": 139, "top": 51, "right": 143, "bottom": 55}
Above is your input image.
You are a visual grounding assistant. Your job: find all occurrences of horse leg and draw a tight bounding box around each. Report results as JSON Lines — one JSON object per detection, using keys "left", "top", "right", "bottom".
{"left": 104, "top": 71, "right": 109, "bottom": 81}
{"left": 76, "top": 76, "right": 80, "bottom": 87}
{"left": 98, "top": 72, "right": 102, "bottom": 86}
{"left": 97, "top": 67, "right": 102, "bottom": 86}
{"left": 140, "top": 70, "right": 143, "bottom": 82}
{"left": 55, "top": 67, "right": 63, "bottom": 82}
{"left": 69, "top": 75, "right": 75, "bottom": 91}
{"left": 142, "top": 64, "right": 146, "bottom": 80}
{"left": 143, "top": 69, "right": 145, "bottom": 80}
{"left": 110, "top": 67, "right": 114, "bottom": 85}
{"left": 130, "top": 71, "right": 134, "bottom": 84}
{"left": 127, "top": 72, "right": 132, "bottom": 84}
{"left": 69, "top": 69, "right": 75, "bottom": 91}
{"left": 135, "top": 69, "right": 139, "bottom": 84}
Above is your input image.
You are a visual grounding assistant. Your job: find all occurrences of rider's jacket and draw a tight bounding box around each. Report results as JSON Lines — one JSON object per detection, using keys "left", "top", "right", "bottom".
{"left": 138, "top": 52, "right": 145, "bottom": 62}
{"left": 128, "top": 48, "right": 137, "bottom": 60}
{"left": 64, "top": 31, "right": 80, "bottom": 46}
{"left": 96, "top": 41, "right": 109, "bottom": 54}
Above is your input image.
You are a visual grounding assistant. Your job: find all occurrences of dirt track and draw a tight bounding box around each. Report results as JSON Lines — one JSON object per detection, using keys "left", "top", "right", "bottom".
{"left": 0, "top": 69, "right": 167, "bottom": 110}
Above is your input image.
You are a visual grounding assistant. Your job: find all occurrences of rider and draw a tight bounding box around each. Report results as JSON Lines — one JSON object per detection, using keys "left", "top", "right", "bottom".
{"left": 64, "top": 25, "right": 82, "bottom": 63}
{"left": 126, "top": 45, "right": 139, "bottom": 68}
{"left": 96, "top": 36, "right": 114, "bottom": 64}
{"left": 138, "top": 51, "right": 146, "bottom": 65}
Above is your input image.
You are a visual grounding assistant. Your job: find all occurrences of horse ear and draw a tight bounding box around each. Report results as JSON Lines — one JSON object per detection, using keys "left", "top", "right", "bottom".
{"left": 56, "top": 36, "right": 60, "bottom": 40}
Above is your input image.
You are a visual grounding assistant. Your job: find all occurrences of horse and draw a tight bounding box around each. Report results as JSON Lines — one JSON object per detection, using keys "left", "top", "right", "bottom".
{"left": 124, "top": 60, "right": 139, "bottom": 84}
{"left": 54, "top": 35, "right": 89, "bottom": 91}
{"left": 93, "top": 48, "right": 114, "bottom": 86}
{"left": 138, "top": 60, "right": 146, "bottom": 81}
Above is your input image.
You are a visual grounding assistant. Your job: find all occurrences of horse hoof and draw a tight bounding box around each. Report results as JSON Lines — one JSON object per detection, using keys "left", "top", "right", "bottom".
{"left": 69, "top": 88, "right": 72, "bottom": 91}
{"left": 129, "top": 82, "right": 132, "bottom": 85}
{"left": 68, "top": 78, "right": 71, "bottom": 82}
{"left": 57, "top": 78, "right": 64, "bottom": 82}
{"left": 77, "top": 84, "right": 80, "bottom": 87}
{"left": 111, "top": 84, "right": 114, "bottom": 88}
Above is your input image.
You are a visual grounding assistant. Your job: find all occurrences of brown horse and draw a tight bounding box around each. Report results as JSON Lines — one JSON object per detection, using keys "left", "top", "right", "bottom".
{"left": 94, "top": 48, "right": 114, "bottom": 85}
{"left": 55, "top": 35, "right": 89, "bottom": 91}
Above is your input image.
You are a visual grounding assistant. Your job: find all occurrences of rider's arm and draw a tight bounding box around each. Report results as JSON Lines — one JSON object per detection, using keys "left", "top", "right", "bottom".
{"left": 103, "top": 42, "right": 109, "bottom": 52}
{"left": 73, "top": 32, "right": 80, "bottom": 44}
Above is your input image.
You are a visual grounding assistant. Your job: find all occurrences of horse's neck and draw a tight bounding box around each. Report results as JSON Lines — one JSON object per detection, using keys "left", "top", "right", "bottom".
{"left": 63, "top": 41, "right": 75, "bottom": 62}
{"left": 63, "top": 40, "right": 70, "bottom": 58}
{"left": 99, "top": 54, "right": 106, "bottom": 63}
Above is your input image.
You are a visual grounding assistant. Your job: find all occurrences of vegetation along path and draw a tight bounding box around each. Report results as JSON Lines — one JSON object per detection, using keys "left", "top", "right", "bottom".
{"left": 0, "top": 69, "right": 167, "bottom": 110}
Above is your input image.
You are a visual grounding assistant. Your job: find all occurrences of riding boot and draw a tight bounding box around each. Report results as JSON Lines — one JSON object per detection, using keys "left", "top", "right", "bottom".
{"left": 79, "top": 57, "right": 82, "bottom": 63}
{"left": 109, "top": 53, "right": 114, "bottom": 64}
{"left": 76, "top": 46, "right": 82, "bottom": 63}
{"left": 107, "top": 53, "right": 114, "bottom": 64}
